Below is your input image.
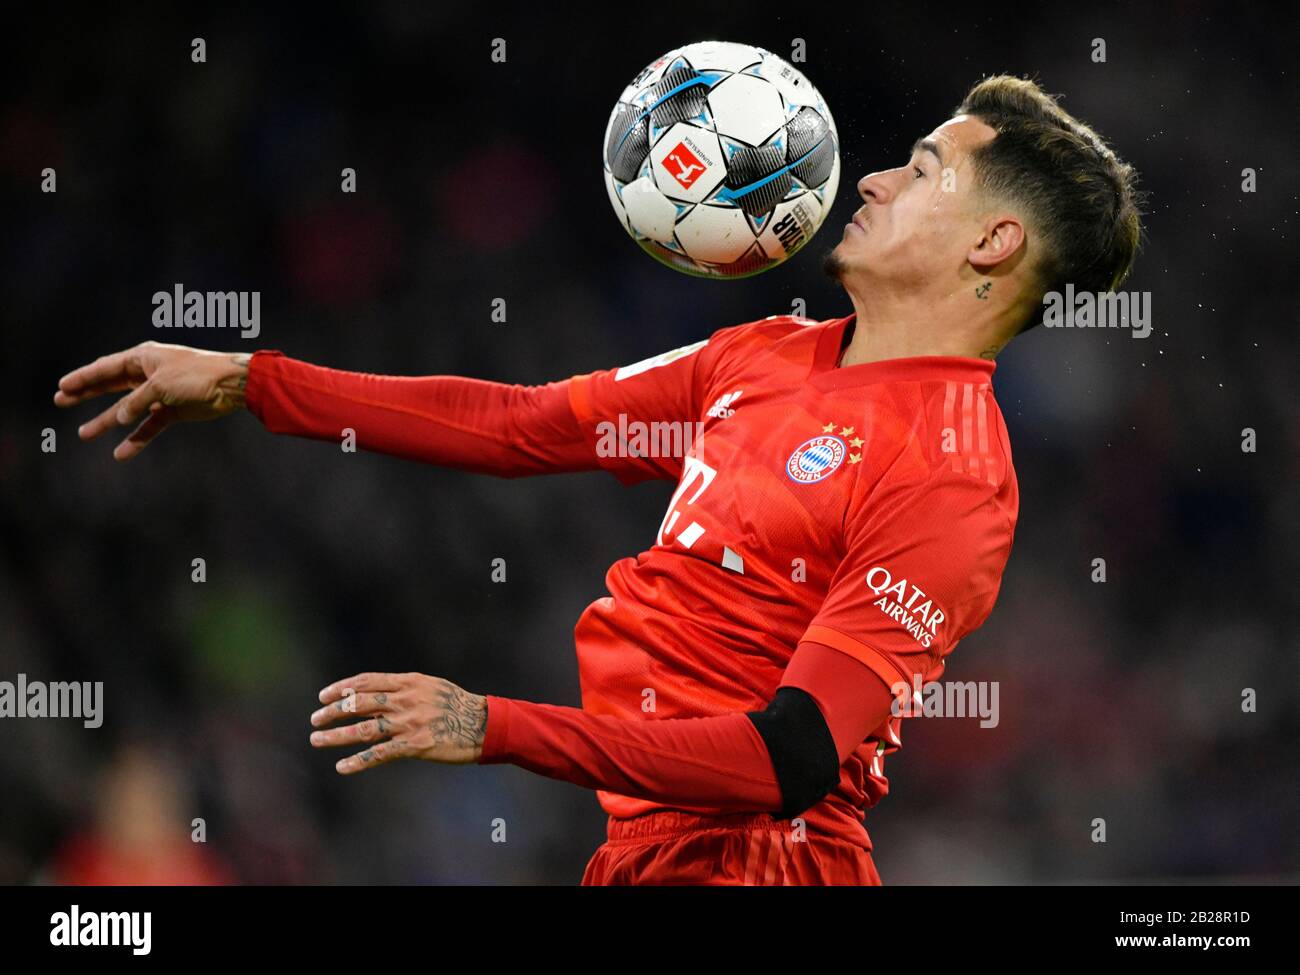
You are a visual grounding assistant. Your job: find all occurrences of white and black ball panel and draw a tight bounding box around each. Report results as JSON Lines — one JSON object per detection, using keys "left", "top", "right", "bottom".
{"left": 816, "top": 155, "right": 841, "bottom": 219}
{"left": 620, "top": 52, "right": 674, "bottom": 102}
{"left": 707, "top": 73, "right": 785, "bottom": 147}
{"left": 604, "top": 170, "right": 629, "bottom": 234}
{"left": 721, "top": 141, "right": 791, "bottom": 218}
{"left": 785, "top": 107, "right": 837, "bottom": 188}
{"left": 676, "top": 203, "right": 756, "bottom": 264}
{"left": 675, "top": 40, "right": 764, "bottom": 74}
{"left": 648, "top": 62, "right": 713, "bottom": 131}
{"left": 621, "top": 175, "right": 680, "bottom": 244}
{"left": 605, "top": 101, "right": 650, "bottom": 185}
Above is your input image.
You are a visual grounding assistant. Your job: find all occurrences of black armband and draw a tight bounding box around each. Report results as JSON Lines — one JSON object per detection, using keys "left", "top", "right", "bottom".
{"left": 746, "top": 686, "right": 841, "bottom": 820}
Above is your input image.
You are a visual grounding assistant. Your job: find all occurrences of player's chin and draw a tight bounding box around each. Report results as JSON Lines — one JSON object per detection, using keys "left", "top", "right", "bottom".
{"left": 822, "top": 241, "right": 858, "bottom": 282}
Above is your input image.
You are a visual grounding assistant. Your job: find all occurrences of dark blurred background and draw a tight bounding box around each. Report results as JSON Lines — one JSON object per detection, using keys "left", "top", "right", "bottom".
{"left": 2, "top": 4, "right": 1297, "bottom": 883}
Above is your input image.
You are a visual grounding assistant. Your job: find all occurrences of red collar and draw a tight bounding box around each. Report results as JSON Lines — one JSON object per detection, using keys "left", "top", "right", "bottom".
{"left": 809, "top": 314, "right": 996, "bottom": 390}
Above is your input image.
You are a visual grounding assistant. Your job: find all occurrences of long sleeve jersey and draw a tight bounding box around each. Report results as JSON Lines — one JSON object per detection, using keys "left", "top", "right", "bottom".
{"left": 246, "top": 313, "right": 1019, "bottom": 848}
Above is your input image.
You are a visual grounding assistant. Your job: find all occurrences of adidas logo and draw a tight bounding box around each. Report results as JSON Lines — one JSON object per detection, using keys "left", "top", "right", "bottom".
{"left": 706, "top": 390, "right": 743, "bottom": 419}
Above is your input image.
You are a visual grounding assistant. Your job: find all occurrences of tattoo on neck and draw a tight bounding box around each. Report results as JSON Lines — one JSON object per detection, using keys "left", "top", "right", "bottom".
{"left": 975, "top": 282, "right": 992, "bottom": 300}
{"left": 979, "top": 346, "right": 1000, "bottom": 360}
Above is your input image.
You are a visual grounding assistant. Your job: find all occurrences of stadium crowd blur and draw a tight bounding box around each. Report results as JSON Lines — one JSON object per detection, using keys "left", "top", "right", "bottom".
{"left": 3, "top": 6, "right": 1296, "bottom": 883}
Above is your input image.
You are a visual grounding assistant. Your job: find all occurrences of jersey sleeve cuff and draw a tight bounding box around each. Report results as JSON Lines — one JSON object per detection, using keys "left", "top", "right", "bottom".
{"left": 244, "top": 350, "right": 284, "bottom": 425}
{"left": 479, "top": 694, "right": 514, "bottom": 764}
{"left": 800, "top": 624, "right": 921, "bottom": 704}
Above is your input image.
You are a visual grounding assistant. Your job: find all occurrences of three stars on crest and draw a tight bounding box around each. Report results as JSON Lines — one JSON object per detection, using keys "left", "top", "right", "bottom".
{"left": 820, "top": 422, "right": 864, "bottom": 464}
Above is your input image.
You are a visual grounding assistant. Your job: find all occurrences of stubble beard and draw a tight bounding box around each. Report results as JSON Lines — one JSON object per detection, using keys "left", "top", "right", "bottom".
{"left": 822, "top": 247, "right": 847, "bottom": 282}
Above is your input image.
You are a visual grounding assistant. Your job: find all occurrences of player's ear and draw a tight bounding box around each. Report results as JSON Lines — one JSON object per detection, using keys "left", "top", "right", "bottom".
{"left": 968, "top": 215, "right": 1025, "bottom": 273}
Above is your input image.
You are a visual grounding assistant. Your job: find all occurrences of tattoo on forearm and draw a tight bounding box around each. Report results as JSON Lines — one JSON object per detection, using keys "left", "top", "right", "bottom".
{"left": 433, "top": 685, "right": 488, "bottom": 750}
{"left": 215, "top": 353, "right": 252, "bottom": 411}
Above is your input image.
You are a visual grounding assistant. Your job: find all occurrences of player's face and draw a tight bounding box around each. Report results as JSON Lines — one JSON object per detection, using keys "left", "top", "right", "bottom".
{"left": 828, "top": 114, "right": 997, "bottom": 288}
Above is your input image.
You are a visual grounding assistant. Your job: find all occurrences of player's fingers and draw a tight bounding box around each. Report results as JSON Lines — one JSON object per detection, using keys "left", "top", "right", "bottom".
{"left": 113, "top": 379, "right": 163, "bottom": 429}
{"left": 335, "top": 739, "right": 412, "bottom": 775}
{"left": 318, "top": 672, "right": 406, "bottom": 704}
{"left": 53, "top": 379, "right": 138, "bottom": 409}
{"left": 56, "top": 349, "right": 146, "bottom": 403}
{"left": 113, "top": 404, "right": 176, "bottom": 462}
{"left": 78, "top": 392, "right": 165, "bottom": 442}
{"left": 311, "top": 691, "right": 397, "bottom": 727}
{"left": 309, "top": 716, "right": 395, "bottom": 749}
{"left": 76, "top": 393, "right": 136, "bottom": 442}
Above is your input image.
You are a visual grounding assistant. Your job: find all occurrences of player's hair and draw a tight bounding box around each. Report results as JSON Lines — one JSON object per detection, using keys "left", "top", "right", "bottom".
{"left": 955, "top": 75, "right": 1146, "bottom": 332}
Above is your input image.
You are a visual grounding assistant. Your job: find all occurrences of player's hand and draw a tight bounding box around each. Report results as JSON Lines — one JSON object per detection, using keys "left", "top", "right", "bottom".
{"left": 310, "top": 672, "right": 488, "bottom": 773}
{"left": 54, "top": 341, "right": 252, "bottom": 461}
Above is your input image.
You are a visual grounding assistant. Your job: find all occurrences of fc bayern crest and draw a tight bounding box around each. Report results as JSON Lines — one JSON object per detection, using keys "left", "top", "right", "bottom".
{"left": 786, "top": 435, "right": 846, "bottom": 484}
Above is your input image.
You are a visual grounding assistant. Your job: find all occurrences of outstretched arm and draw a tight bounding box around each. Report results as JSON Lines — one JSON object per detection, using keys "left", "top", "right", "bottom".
{"left": 244, "top": 351, "right": 596, "bottom": 477}
{"left": 53, "top": 341, "right": 591, "bottom": 475}
{"left": 308, "top": 642, "right": 898, "bottom": 818}
{"left": 54, "top": 332, "right": 734, "bottom": 482}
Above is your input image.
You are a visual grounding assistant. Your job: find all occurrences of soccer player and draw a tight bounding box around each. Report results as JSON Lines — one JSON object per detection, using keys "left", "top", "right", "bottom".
{"left": 54, "top": 76, "right": 1142, "bottom": 885}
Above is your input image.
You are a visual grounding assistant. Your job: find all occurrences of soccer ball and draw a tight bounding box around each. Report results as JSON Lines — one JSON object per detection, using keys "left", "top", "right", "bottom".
{"left": 603, "top": 40, "right": 840, "bottom": 279}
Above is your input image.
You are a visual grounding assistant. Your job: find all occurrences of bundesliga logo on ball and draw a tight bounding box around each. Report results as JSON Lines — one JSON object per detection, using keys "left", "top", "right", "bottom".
{"left": 603, "top": 41, "right": 841, "bottom": 279}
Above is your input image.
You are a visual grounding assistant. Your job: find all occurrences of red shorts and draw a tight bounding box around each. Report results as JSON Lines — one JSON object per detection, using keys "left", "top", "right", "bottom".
{"left": 581, "top": 810, "right": 882, "bottom": 886}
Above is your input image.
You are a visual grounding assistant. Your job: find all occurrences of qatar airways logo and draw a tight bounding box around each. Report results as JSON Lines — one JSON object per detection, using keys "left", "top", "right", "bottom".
{"left": 866, "top": 566, "right": 946, "bottom": 649}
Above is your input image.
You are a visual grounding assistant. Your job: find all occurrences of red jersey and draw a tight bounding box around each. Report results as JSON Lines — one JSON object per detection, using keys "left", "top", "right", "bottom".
{"left": 246, "top": 312, "right": 1019, "bottom": 851}
{"left": 561, "top": 314, "right": 1018, "bottom": 844}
